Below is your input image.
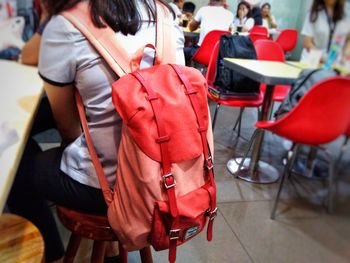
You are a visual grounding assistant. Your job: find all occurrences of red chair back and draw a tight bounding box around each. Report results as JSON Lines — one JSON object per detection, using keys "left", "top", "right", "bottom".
{"left": 276, "top": 29, "right": 298, "bottom": 53}
{"left": 205, "top": 41, "right": 220, "bottom": 86}
{"left": 249, "top": 26, "right": 269, "bottom": 43}
{"left": 192, "top": 30, "right": 230, "bottom": 66}
{"left": 256, "top": 77, "right": 350, "bottom": 145}
{"left": 254, "top": 39, "right": 285, "bottom": 62}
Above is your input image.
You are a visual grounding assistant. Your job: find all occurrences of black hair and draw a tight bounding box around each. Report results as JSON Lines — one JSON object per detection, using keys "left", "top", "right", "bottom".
{"left": 183, "top": 2, "right": 196, "bottom": 13}
{"left": 310, "top": 0, "right": 344, "bottom": 23}
{"left": 261, "top": 3, "right": 271, "bottom": 10}
{"left": 236, "top": 1, "right": 252, "bottom": 19}
{"left": 42, "top": 0, "right": 173, "bottom": 35}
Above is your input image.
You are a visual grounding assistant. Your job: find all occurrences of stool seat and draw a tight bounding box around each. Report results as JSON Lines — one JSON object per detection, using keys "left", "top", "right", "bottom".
{"left": 0, "top": 213, "right": 44, "bottom": 263}
{"left": 56, "top": 206, "right": 153, "bottom": 263}
{"left": 57, "top": 206, "right": 117, "bottom": 241}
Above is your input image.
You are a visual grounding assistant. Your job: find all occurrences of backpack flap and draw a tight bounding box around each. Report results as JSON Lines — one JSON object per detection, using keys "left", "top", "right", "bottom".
{"left": 112, "top": 64, "right": 209, "bottom": 163}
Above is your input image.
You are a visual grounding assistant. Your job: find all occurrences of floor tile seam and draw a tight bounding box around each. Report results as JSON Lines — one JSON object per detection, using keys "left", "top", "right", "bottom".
{"left": 218, "top": 208, "right": 256, "bottom": 263}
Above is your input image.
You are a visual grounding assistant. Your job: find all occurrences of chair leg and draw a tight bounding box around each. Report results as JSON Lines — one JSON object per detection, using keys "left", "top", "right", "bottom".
{"left": 140, "top": 246, "right": 153, "bottom": 263}
{"left": 234, "top": 128, "right": 259, "bottom": 178}
{"left": 64, "top": 234, "right": 82, "bottom": 263}
{"left": 212, "top": 103, "right": 221, "bottom": 130}
{"left": 327, "top": 156, "right": 336, "bottom": 213}
{"left": 91, "top": 241, "right": 106, "bottom": 263}
{"left": 271, "top": 144, "right": 299, "bottom": 219}
{"left": 233, "top": 107, "right": 244, "bottom": 137}
{"left": 118, "top": 242, "right": 128, "bottom": 263}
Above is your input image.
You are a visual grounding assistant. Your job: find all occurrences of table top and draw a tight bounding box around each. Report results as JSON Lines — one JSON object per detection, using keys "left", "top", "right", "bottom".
{"left": 0, "top": 60, "right": 43, "bottom": 212}
{"left": 223, "top": 58, "right": 302, "bottom": 85}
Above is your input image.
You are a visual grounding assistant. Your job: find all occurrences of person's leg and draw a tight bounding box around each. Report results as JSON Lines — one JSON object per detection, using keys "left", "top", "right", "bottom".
{"left": 184, "top": 45, "right": 199, "bottom": 66}
{"left": 6, "top": 138, "right": 65, "bottom": 262}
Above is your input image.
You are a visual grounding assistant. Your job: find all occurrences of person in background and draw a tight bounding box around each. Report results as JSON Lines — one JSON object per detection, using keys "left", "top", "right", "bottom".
{"left": 244, "top": 0, "right": 262, "bottom": 26}
{"left": 169, "top": 0, "right": 184, "bottom": 18}
{"left": 185, "top": 0, "right": 233, "bottom": 65}
{"left": 301, "top": 0, "right": 350, "bottom": 62}
{"left": 6, "top": 1, "right": 184, "bottom": 263}
{"left": 182, "top": 1, "right": 196, "bottom": 21}
{"left": 232, "top": 1, "right": 255, "bottom": 32}
{"left": 261, "top": 2, "right": 277, "bottom": 29}
{"left": 21, "top": 0, "right": 48, "bottom": 65}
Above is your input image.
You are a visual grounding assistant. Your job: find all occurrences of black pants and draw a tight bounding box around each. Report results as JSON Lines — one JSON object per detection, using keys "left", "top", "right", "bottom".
{"left": 6, "top": 98, "right": 107, "bottom": 262}
{"left": 184, "top": 45, "right": 199, "bottom": 66}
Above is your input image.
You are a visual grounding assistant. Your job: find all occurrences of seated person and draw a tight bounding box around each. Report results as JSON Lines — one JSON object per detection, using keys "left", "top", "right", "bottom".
{"left": 232, "top": 1, "right": 255, "bottom": 32}
{"left": 182, "top": 1, "right": 196, "bottom": 21}
{"left": 184, "top": 0, "right": 233, "bottom": 65}
{"left": 261, "top": 2, "right": 277, "bottom": 29}
{"left": 245, "top": 0, "right": 262, "bottom": 26}
{"left": 169, "top": 0, "right": 184, "bottom": 24}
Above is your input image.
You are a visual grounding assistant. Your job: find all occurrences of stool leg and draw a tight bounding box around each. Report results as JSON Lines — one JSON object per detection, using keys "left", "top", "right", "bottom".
{"left": 64, "top": 234, "right": 82, "bottom": 263}
{"left": 140, "top": 246, "right": 153, "bottom": 263}
{"left": 91, "top": 241, "right": 106, "bottom": 263}
{"left": 118, "top": 242, "right": 128, "bottom": 263}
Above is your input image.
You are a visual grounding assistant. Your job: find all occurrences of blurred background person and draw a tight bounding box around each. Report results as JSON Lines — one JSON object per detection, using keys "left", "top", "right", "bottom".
{"left": 184, "top": 0, "right": 233, "bottom": 65}
{"left": 232, "top": 1, "right": 255, "bottom": 32}
{"left": 301, "top": 0, "right": 350, "bottom": 62}
{"left": 261, "top": 2, "right": 277, "bottom": 29}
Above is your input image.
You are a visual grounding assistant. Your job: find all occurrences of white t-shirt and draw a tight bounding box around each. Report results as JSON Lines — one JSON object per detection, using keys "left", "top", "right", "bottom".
{"left": 301, "top": 9, "right": 350, "bottom": 58}
{"left": 193, "top": 5, "right": 234, "bottom": 45}
{"left": 169, "top": 2, "right": 182, "bottom": 17}
{"left": 232, "top": 17, "right": 255, "bottom": 31}
{"left": 38, "top": 3, "right": 185, "bottom": 189}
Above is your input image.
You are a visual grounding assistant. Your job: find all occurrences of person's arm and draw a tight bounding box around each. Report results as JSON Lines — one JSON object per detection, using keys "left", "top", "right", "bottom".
{"left": 189, "top": 19, "right": 200, "bottom": 31}
{"left": 303, "top": 36, "right": 316, "bottom": 50}
{"left": 44, "top": 82, "right": 82, "bottom": 144}
{"left": 268, "top": 14, "right": 278, "bottom": 28}
{"left": 21, "top": 33, "right": 42, "bottom": 65}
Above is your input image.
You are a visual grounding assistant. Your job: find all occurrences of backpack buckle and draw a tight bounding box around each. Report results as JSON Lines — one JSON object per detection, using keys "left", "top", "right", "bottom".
{"left": 205, "top": 156, "right": 214, "bottom": 170}
{"left": 169, "top": 229, "right": 181, "bottom": 240}
{"left": 208, "top": 207, "right": 218, "bottom": 221}
{"left": 163, "top": 173, "right": 176, "bottom": 189}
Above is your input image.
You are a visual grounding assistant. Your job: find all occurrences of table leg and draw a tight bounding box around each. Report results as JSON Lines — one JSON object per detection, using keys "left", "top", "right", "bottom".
{"left": 227, "top": 84, "right": 279, "bottom": 183}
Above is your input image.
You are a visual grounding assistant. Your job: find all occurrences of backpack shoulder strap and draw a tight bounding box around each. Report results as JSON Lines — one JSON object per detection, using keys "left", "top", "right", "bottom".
{"left": 61, "top": 2, "right": 129, "bottom": 77}
{"left": 61, "top": 1, "right": 176, "bottom": 76}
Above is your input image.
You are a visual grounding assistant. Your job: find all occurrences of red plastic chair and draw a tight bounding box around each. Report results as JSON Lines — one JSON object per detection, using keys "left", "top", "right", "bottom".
{"left": 255, "top": 77, "right": 350, "bottom": 218}
{"left": 254, "top": 39, "right": 291, "bottom": 103}
{"left": 192, "top": 30, "right": 230, "bottom": 66}
{"left": 249, "top": 26, "right": 269, "bottom": 43}
{"left": 206, "top": 41, "right": 263, "bottom": 135}
{"left": 275, "top": 29, "right": 298, "bottom": 53}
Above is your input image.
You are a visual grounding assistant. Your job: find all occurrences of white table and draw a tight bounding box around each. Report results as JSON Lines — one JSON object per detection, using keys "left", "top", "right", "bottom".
{"left": 0, "top": 60, "right": 43, "bottom": 212}
{"left": 223, "top": 58, "right": 302, "bottom": 183}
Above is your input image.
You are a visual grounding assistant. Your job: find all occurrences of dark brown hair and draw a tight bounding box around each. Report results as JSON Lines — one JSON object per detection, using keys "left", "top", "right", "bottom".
{"left": 236, "top": 1, "right": 252, "bottom": 19}
{"left": 310, "top": 0, "right": 344, "bottom": 23}
{"left": 42, "top": 0, "right": 173, "bottom": 35}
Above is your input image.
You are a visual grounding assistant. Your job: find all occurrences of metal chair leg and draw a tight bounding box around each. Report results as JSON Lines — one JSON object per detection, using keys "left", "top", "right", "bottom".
{"left": 234, "top": 128, "right": 259, "bottom": 178}
{"left": 328, "top": 156, "right": 335, "bottom": 213}
{"left": 212, "top": 103, "right": 221, "bottom": 130}
{"left": 271, "top": 144, "right": 299, "bottom": 219}
{"left": 233, "top": 108, "right": 244, "bottom": 137}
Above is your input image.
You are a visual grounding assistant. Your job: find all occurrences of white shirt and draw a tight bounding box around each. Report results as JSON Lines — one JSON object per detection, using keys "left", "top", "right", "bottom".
{"left": 193, "top": 5, "right": 234, "bottom": 45}
{"left": 232, "top": 17, "right": 255, "bottom": 31}
{"left": 301, "top": 9, "right": 350, "bottom": 58}
{"left": 169, "top": 2, "right": 182, "bottom": 17}
{"left": 39, "top": 4, "right": 185, "bottom": 188}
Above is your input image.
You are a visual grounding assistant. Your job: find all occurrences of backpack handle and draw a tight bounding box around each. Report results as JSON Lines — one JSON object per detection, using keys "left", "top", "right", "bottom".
{"left": 130, "top": 43, "right": 162, "bottom": 71}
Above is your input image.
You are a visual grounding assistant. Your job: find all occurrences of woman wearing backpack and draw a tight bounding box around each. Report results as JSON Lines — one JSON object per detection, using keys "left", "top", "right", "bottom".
{"left": 6, "top": 0, "right": 185, "bottom": 262}
{"left": 301, "top": 0, "right": 350, "bottom": 63}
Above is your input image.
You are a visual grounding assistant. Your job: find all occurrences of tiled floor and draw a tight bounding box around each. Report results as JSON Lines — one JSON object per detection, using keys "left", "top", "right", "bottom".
{"left": 50, "top": 101, "right": 350, "bottom": 263}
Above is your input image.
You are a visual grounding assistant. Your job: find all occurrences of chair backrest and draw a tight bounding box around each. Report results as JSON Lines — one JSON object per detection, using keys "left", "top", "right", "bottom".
{"left": 254, "top": 39, "right": 285, "bottom": 62}
{"left": 249, "top": 26, "right": 269, "bottom": 43}
{"left": 276, "top": 29, "right": 298, "bottom": 53}
{"left": 259, "top": 77, "right": 350, "bottom": 145}
{"left": 192, "top": 30, "right": 230, "bottom": 66}
{"left": 205, "top": 41, "right": 220, "bottom": 86}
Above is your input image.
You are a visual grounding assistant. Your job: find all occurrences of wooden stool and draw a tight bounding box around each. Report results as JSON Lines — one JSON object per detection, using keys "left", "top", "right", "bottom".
{"left": 0, "top": 213, "right": 45, "bottom": 263}
{"left": 56, "top": 206, "right": 153, "bottom": 263}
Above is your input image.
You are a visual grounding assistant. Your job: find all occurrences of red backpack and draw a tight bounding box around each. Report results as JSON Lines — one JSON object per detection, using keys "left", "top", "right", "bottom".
{"left": 63, "top": 2, "right": 216, "bottom": 262}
